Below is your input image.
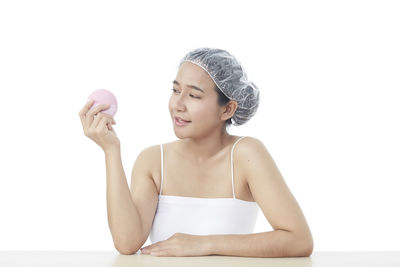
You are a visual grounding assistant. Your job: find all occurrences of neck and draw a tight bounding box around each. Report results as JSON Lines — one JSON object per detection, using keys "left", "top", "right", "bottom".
{"left": 181, "top": 128, "right": 231, "bottom": 164}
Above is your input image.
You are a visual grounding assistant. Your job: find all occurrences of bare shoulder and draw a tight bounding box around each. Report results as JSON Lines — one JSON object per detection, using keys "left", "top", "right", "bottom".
{"left": 235, "top": 136, "right": 268, "bottom": 159}
{"left": 140, "top": 144, "right": 161, "bottom": 156}
{"left": 234, "top": 136, "right": 273, "bottom": 178}
{"left": 137, "top": 144, "right": 161, "bottom": 174}
{"left": 137, "top": 142, "right": 176, "bottom": 181}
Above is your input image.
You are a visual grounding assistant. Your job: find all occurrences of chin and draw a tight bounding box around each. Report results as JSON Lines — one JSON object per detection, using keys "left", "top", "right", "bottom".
{"left": 174, "top": 130, "right": 188, "bottom": 139}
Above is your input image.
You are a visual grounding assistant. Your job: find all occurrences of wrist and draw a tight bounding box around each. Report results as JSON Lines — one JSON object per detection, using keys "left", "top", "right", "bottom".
{"left": 104, "top": 146, "right": 120, "bottom": 156}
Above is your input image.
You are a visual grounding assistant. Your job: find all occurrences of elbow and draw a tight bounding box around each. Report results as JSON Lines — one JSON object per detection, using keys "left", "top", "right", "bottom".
{"left": 289, "top": 241, "right": 313, "bottom": 257}
{"left": 302, "top": 243, "right": 313, "bottom": 257}
{"left": 117, "top": 249, "right": 132, "bottom": 255}
{"left": 303, "top": 233, "right": 314, "bottom": 257}
{"left": 116, "top": 246, "right": 138, "bottom": 255}
{"left": 300, "top": 238, "right": 314, "bottom": 257}
{"left": 118, "top": 249, "right": 137, "bottom": 255}
{"left": 286, "top": 243, "right": 313, "bottom": 258}
{"left": 113, "top": 234, "right": 144, "bottom": 255}
{"left": 289, "top": 231, "right": 314, "bottom": 257}
{"left": 115, "top": 243, "right": 140, "bottom": 255}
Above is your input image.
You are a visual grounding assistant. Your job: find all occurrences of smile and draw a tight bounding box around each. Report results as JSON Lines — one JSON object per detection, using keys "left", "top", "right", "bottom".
{"left": 175, "top": 117, "right": 191, "bottom": 126}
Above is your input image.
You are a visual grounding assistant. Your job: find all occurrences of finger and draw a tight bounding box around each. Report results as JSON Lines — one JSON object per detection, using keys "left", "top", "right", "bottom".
{"left": 89, "top": 113, "right": 101, "bottom": 131}
{"left": 96, "top": 116, "right": 109, "bottom": 133}
{"left": 107, "top": 119, "right": 113, "bottom": 130}
{"left": 96, "top": 113, "right": 114, "bottom": 128}
{"left": 150, "top": 251, "right": 163, "bottom": 256}
{"left": 150, "top": 248, "right": 169, "bottom": 256}
{"left": 89, "top": 112, "right": 111, "bottom": 130}
{"left": 79, "top": 99, "right": 96, "bottom": 117}
{"left": 150, "top": 241, "right": 166, "bottom": 251}
{"left": 100, "top": 117, "right": 114, "bottom": 132}
{"left": 86, "top": 105, "right": 111, "bottom": 127}
{"left": 149, "top": 247, "right": 162, "bottom": 253}
{"left": 87, "top": 104, "right": 110, "bottom": 117}
{"left": 149, "top": 241, "right": 163, "bottom": 248}
{"left": 142, "top": 243, "right": 158, "bottom": 251}
{"left": 79, "top": 99, "right": 95, "bottom": 126}
{"left": 142, "top": 245, "right": 153, "bottom": 250}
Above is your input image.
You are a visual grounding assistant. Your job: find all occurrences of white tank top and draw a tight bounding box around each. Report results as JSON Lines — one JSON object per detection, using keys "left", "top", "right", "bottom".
{"left": 149, "top": 136, "right": 259, "bottom": 243}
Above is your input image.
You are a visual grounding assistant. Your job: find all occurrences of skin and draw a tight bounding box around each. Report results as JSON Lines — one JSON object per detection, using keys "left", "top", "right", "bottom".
{"left": 169, "top": 61, "right": 238, "bottom": 164}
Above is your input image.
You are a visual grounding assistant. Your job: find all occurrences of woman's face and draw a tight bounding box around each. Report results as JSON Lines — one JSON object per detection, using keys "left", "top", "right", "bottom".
{"left": 168, "top": 61, "right": 225, "bottom": 138}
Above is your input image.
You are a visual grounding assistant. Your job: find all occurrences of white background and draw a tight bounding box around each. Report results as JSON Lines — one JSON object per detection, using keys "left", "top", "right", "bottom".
{"left": 0, "top": 0, "right": 399, "bottom": 251}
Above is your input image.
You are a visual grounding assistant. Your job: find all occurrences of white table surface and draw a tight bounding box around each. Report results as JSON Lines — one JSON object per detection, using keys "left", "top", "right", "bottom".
{"left": 1, "top": 251, "right": 399, "bottom": 267}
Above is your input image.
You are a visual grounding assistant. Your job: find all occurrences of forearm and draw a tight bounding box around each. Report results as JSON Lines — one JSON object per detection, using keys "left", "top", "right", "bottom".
{"left": 205, "top": 230, "right": 312, "bottom": 258}
{"left": 105, "top": 147, "right": 142, "bottom": 253}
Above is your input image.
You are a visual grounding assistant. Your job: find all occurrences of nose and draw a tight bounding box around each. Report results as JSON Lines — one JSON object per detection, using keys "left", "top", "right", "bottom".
{"left": 172, "top": 93, "right": 187, "bottom": 111}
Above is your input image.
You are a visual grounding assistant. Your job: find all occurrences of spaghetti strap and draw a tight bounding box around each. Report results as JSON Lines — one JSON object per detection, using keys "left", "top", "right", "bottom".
{"left": 230, "top": 136, "right": 248, "bottom": 199}
{"left": 159, "top": 144, "right": 164, "bottom": 196}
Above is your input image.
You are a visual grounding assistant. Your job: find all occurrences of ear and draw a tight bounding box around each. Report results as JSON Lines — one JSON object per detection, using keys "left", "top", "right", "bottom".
{"left": 220, "top": 100, "right": 238, "bottom": 121}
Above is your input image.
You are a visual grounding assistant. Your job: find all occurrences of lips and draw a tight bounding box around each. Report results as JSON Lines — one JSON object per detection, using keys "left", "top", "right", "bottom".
{"left": 175, "top": 116, "right": 191, "bottom": 122}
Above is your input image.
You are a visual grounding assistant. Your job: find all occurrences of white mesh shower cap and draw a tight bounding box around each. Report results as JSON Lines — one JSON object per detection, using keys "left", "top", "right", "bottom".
{"left": 178, "top": 47, "right": 260, "bottom": 126}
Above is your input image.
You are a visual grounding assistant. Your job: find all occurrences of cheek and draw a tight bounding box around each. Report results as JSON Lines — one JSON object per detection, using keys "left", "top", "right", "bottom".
{"left": 193, "top": 104, "right": 218, "bottom": 121}
{"left": 168, "top": 98, "right": 174, "bottom": 112}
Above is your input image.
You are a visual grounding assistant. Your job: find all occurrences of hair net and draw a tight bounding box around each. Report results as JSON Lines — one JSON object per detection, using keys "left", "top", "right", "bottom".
{"left": 178, "top": 47, "right": 260, "bottom": 126}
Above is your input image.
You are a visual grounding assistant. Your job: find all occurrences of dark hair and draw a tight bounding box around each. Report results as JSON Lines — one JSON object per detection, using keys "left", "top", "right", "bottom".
{"left": 214, "top": 85, "right": 233, "bottom": 128}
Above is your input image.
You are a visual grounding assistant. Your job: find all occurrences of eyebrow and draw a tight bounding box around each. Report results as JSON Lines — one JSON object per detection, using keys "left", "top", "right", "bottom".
{"left": 173, "top": 80, "right": 205, "bottom": 93}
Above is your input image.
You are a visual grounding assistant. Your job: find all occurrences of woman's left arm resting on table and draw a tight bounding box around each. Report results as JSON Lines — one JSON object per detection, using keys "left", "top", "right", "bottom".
{"left": 140, "top": 230, "right": 312, "bottom": 257}
{"left": 209, "top": 137, "right": 314, "bottom": 257}
{"left": 203, "top": 229, "right": 313, "bottom": 257}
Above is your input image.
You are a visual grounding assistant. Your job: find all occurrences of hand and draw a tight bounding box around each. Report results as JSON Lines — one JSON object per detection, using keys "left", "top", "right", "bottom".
{"left": 140, "top": 233, "right": 210, "bottom": 257}
{"left": 79, "top": 99, "right": 120, "bottom": 152}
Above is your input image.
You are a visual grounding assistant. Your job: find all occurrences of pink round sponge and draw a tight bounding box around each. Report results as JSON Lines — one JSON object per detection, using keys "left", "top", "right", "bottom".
{"left": 87, "top": 89, "right": 118, "bottom": 117}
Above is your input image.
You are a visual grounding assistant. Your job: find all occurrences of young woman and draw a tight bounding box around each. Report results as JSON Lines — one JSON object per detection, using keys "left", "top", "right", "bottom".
{"left": 79, "top": 47, "right": 313, "bottom": 257}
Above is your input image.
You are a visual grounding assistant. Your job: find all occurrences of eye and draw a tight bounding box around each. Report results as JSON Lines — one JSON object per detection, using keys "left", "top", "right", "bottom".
{"left": 171, "top": 89, "right": 201, "bottom": 99}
